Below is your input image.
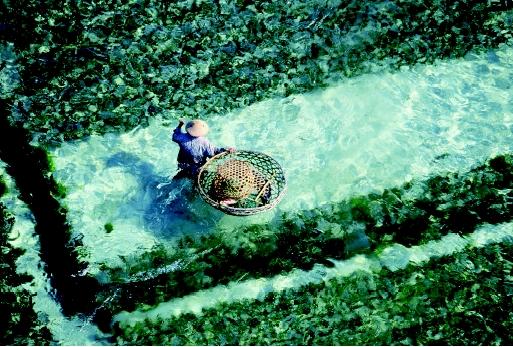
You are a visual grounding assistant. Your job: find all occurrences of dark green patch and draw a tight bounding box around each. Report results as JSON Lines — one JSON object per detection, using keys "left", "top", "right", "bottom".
{"left": 2, "top": 0, "right": 513, "bottom": 143}
{"left": 0, "top": 176, "right": 6, "bottom": 196}
{"left": 0, "top": 101, "right": 100, "bottom": 316}
{"left": 104, "top": 222, "right": 114, "bottom": 233}
{"left": 0, "top": 184, "right": 54, "bottom": 345}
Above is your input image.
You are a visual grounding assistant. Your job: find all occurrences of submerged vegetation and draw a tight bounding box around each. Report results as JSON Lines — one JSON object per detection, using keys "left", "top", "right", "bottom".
{"left": 105, "top": 222, "right": 114, "bottom": 233}
{"left": 92, "top": 153, "right": 513, "bottom": 329}
{"left": 1, "top": 0, "right": 513, "bottom": 344}
{"left": 0, "top": 176, "right": 53, "bottom": 345}
{"left": 1, "top": 0, "right": 512, "bottom": 143}
{"left": 114, "top": 239, "right": 513, "bottom": 346}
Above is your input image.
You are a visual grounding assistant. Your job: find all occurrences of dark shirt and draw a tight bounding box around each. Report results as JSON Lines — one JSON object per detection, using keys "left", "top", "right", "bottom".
{"left": 172, "top": 126, "right": 225, "bottom": 175}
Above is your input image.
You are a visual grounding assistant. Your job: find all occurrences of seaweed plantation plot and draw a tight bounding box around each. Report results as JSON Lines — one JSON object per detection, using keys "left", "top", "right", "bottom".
{"left": 111, "top": 221, "right": 513, "bottom": 326}
{"left": 2, "top": 0, "right": 512, "bottom": 143}
{"left": 48, "top": 48, "right": 513, "bottom": 336}
{"left": 114, "top": 236, "right": 513, "bottom": 346}
{"left": 51, "top": 44, "right": 513, "bottom": 277}
{"left": 0, "top": 166, "right": 108, "bottom": 345}
{"left": 2, "top": 0, "right": 513, "bottom": 345}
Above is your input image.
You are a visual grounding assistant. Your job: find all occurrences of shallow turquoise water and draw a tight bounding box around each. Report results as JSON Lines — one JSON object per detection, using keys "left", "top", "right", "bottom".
{"left": 51, "top": 44, "right": 513, "bottom": 275}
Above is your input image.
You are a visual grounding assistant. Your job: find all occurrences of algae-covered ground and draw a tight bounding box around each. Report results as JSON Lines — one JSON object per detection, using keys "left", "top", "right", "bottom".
{"left": 115, "top": 239, "right": 513, "bottom": 346}
{"left": 1, "top": 0, "right": 513, "bottom": 345}
{"left": 2, "top": 0, "right": 513, "bottom": 143}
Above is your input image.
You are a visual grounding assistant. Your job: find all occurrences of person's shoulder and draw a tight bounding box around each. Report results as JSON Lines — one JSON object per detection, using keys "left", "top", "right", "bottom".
{"left": 195, "top": 136, "right": 211, "bottom": 143}
{"left": 174, "top": 131, "right": 190, "bottom": 140}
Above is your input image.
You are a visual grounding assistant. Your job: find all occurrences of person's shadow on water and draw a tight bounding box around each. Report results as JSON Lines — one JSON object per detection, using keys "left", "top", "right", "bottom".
{"left": 105, "top": 152, "right": 223, "bottom": 239}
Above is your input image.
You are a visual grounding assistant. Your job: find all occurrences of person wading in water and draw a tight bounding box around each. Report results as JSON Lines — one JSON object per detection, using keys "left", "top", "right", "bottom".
{"left": 171, "top": 118, "right": 235, "bottom": 180}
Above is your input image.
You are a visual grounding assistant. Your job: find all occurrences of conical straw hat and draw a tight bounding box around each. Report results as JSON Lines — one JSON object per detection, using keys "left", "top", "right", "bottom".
{"left": 186, "top": 119, "right": 209, "bottom": 137}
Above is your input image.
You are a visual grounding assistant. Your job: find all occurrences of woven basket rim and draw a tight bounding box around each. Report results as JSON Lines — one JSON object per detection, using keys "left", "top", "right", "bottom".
{"left": 197, "top": 150, "right": 287, "bottom": 216}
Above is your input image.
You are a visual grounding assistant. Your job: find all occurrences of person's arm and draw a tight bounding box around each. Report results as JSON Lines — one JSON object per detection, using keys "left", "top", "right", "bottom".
{"left": 172, "top": 118, "right": 186, "bottom": 143}
{"left": 206, "top": 143, "right": 224, "bottom": 157}
{"left": 204, "top": 141, "right": 235, "bottom": 157}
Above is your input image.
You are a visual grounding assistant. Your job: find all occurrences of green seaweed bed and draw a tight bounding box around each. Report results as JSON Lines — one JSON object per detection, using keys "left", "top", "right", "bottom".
{"left": 1, "top": 0, "right": 512, "bottom": 143}
{"left": 1, "top": 0, "right": 513, "bottom": 345}
{"left": 115, "top": 240, "right": 513, "bottom": 346}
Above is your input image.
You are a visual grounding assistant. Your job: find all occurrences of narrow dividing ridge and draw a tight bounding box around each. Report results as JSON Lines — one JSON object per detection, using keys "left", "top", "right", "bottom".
{"left": 0, "top": 102, "right": 100, "bottom": 316}
{"left": 0, "top": 165, "right": 109, "bottom": 345}
{"left": 114, "top": 222, "right": 513, "bottom": 324}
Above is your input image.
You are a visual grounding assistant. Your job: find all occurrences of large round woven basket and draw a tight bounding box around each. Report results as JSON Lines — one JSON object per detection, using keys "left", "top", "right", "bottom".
{"left": 197, "top": 150, "right": 286, "bottom": 216}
